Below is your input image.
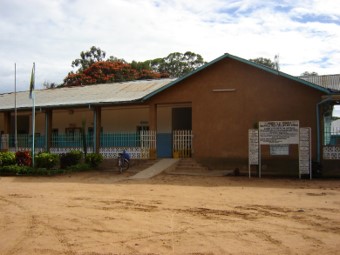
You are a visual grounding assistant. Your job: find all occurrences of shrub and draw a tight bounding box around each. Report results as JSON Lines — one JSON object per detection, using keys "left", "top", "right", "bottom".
{"left": 0, "top": 152, "right": 16, "bottom": 166}
{"left": 0, "top": 163, "right": 64, "bottom": 176}
{"left": 35, "top": 152, "right": 58, "bottom": 169}
{"left": 0, "top": 165, "right": 32, "bottom": 175}
{"left": 29, "top": 168, "right": 50, "bottom": 176}
{"left": 85, "top": 153, "right": 103, "bottom": 168}
{"left": 66, "top": 163, "right": 91, "bottom": 172}
{"left": 59, "top": 150, "right": 83, "bottom": 169}
{"left": 16, "top": 166, "right": 34, "bottom": 175}
{"left": 16, "top": 151, "right": 32, "bottom": 166}
{"left": 0, "top": 165, "right": 19, "bottom": 175}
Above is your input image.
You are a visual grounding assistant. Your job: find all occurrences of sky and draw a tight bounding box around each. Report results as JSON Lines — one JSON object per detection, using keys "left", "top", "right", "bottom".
{"left": 0, "top": 0, "right": 340, "bottom": 95}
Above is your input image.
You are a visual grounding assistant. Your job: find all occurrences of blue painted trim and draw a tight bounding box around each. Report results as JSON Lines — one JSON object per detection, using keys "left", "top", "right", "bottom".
{"left": 156, "top": 133, "right": 172, "bottom": 158}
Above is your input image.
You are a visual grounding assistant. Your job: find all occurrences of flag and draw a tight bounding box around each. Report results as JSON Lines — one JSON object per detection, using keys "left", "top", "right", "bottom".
{"left": 29, "top": 63, "right": 35, "bottom": 99}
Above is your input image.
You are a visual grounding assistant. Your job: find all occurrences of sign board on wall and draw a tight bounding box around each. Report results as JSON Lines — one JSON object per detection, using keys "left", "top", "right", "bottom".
{"left": 270, "top": 144, "right": 289, "bottom": 155}
{"left": 259, "top": 121, "right": 299, "bottom": 145}
{"left": 249, "top": 121, "right": 312, "bottom": 179}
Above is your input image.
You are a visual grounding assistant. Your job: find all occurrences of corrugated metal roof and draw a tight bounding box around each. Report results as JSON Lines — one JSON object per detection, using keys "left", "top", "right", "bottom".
{"left": 299, "top": 74, "right": 340, "bottom": 92}
{"left": 0, "top": 78, "right": 176, "bottom": 110}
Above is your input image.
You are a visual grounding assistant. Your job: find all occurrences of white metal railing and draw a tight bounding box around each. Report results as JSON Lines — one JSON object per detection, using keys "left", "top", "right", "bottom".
{"left": 324, "top": 126, "right": 340, "bottom": 146}
{"left": 0, "top": 134, "right": 9, "bottom": 150}
{"left": 173, "top": 130, "right": 193, "bottom": 158}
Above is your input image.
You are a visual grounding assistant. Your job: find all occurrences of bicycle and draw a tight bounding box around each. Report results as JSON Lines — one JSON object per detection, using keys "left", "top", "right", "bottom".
{"left": 118, "top": 152, "right": 130, "bottom": 173}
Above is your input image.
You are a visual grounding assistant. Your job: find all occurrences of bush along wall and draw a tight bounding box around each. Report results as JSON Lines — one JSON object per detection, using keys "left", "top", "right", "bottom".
{"left": 0, "top": 151, "right": 103, "bottom": 176}
{"left": 85, "top": 153, "right": 104, "bottom": 168}
{"left": 0, "top": 151, "right": 16, "bottom": 166}
{"left": 16, "top": 151, "right": 32, "bottom": 166}
{"left": 59, "top": 150, "right": 83, "bottom": 169}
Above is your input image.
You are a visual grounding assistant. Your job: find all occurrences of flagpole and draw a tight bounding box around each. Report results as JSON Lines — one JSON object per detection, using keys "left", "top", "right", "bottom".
{"left": 14, "top": 63, "right": 18, "bottom": 152}
{"left": 30, "top": 62, "right": 36, "bottom": 167}
{"left": 32, "top": 93, "right": 35, "bottom": 167}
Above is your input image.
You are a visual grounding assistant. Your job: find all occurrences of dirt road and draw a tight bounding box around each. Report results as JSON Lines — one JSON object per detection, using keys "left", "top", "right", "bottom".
{"left": 0, "top": 171, "right": 339, "bottom": 255}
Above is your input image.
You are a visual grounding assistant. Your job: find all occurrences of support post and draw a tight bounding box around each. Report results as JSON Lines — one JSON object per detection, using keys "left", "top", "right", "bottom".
{"left": 94, "top": 106, "right": 101, "bottom": 154}
{"left": 45, "top": 109, "right": 52, "bottom": 152}
{"left": 4, "top": 112, "right": 11, "bottom": 134}
{"left": 149, "top": 104, "right": 157, "bottom": 159}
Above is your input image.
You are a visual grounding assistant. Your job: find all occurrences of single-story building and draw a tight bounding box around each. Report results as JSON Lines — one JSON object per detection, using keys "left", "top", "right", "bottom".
{"left": 1, "top": 53, "right": 339, "bottom": 176}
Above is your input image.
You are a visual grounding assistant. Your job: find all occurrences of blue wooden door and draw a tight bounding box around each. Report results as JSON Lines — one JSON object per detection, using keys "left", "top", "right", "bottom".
{"left": 157, "top": 133, "right": 172, "bottom": 158}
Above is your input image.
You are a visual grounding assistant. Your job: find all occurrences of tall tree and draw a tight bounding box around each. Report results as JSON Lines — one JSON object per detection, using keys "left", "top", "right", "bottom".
{"left": 43, "top": 81, "right": 57, "bottom": 89}
{"left": 158, "top": 51, "right": 206, "bottom": 78}
{"left": 301, "top": 71, "right": 318, "bottom": 76}
{"left": 249, "top": 57, "right": 276, "bottom": 69}
{"left": 135, "top": 51, "right": 206, "bottom": 78}
{"left": 72, "top": 46, "right": 106, "bottom": 72}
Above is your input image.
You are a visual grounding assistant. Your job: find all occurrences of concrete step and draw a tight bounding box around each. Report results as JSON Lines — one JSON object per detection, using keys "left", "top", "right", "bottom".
{"left": 171, "top": 158, "right": 209, "bottom": 172}
{"left": 167, "top": 158, "right": 233, "bottom": 176}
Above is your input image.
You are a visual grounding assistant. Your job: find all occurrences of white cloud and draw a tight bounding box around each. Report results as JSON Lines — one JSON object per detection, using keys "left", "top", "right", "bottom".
{"left": 0, "top": 0, "right": 340, "bottom": 93}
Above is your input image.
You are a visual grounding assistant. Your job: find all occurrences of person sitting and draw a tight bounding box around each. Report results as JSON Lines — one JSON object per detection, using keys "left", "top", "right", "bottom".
{"left": 121, "top": 150, "right": 130, "bottom": 161}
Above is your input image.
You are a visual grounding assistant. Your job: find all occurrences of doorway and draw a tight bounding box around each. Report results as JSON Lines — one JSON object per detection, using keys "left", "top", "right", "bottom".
{"left": 156, "top": 106, "right": 192, "bottom": 158}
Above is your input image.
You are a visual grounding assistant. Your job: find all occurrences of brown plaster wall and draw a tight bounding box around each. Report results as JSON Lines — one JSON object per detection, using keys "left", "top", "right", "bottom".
{"left": 148, "top": 58, "right": 325, "bottom": 167}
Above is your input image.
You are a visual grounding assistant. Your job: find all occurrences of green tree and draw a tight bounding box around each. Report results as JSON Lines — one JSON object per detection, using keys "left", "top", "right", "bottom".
{"left": 135, "top": 51, "right": 206, "bottom": 78}
{"left": 131, "top": 60, "right": 152, "bottom": 71}
{"left": 249, "top": 57, "right": 276, "bottom": 69}
{"left": 301, "top": 71, "right": 318, "bottom": 76}
{"left": 43, "top": 81, "right": 57, "bottom": 89}
{"left": 72, "top": 46, "right": 106, "bottom": 72}
{"left": 107, "top": 56, "right": 127, "bottom": 63}
{"left": 131, "top": 59, "right": 169, "bottom": 78}
{"left": 158, "top": 51, "right": 206, "bottom": 78}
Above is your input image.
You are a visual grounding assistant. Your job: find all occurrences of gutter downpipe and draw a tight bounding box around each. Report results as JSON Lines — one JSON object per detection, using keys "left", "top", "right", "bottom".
{"left": 316, "top": 96, "right": 332, "bottom": 163}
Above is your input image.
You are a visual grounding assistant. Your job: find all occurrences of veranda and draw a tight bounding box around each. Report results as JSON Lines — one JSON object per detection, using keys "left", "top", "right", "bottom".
{"left": 1, "top": 130, "right": 193, "bottom": 159}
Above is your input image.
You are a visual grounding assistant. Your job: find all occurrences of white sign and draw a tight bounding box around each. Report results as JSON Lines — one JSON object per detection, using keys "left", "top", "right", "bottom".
{"left": 248, "top": 129, "right": 259, "bottom": 165}
{"left": 270, "top": 144, "right": 289, "bottom": 155}
{"left": 259, "top": 120, "right": 299, "bottom": 145}
{"left": 299, "top": 127, "right": 311, "bottom": 176}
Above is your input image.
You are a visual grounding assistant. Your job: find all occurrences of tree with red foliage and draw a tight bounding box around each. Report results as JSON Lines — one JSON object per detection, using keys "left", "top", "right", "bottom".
{"left": 84, "top": 61, "right": 138, "bottom": 84}
{"left": 63, "top": 72, "right": 95, "bottom": 87}
{"left": 63, "top": 60, "right": 164, "bottom": 87}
